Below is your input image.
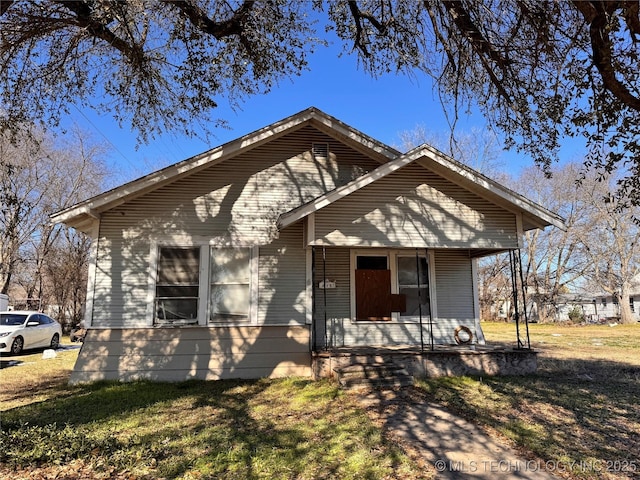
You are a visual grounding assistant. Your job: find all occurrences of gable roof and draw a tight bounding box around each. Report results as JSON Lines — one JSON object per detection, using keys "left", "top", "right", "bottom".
{"left": 50, "top": 107, "right": 401, "bottom": 233}
{"left": 52, "top": 107, "right": 565, "bottom": 235}
{"left": 277, "top": 144, "right": 566, "bottom": 232}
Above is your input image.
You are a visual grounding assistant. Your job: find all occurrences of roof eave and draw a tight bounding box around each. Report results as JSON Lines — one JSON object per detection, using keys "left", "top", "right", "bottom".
{"left": 51, "top": 107, "right": 400, "bottom": 228}
{"left": 415, "top": 146, "right": 566, "bottom": 231}
{"left": 278, "top": 144, "right": 566, "bottom": 232}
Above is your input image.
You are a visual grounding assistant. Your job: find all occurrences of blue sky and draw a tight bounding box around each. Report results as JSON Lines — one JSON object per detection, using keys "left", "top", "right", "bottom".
{"left": 66, "top": 35, "right": 585, "bottom": 186}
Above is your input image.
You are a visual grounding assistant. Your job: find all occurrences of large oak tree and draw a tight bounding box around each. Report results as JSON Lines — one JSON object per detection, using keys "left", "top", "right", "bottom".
{"left": 1, "top": 1, "right": 639, "bottom": 202}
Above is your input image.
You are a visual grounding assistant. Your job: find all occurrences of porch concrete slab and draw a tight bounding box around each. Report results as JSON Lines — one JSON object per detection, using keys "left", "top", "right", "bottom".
{"left": 357, "top": 389, "right": 556, "bottom": 479}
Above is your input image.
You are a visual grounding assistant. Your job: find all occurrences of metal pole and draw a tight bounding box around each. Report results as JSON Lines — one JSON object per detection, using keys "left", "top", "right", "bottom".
{"left": 517, "top": 249, "right": 531, "bottom": 349}
{"left": 322, "top": 247, "right": 328, "bottom": 350}
{"left": 426, "top": 248, "right": 434, "bottom": 351}
{"left": 509, "top": 250, "right": 523, "bottom": 349}
{"left": 416, "top": 249, "right": 424, "bottom": 352}
{"left": 311, "top": 246, "right": 316, "bottom": 352}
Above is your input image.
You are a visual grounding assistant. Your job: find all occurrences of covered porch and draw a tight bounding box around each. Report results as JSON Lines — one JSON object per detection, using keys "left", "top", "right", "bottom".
{"left": 310, "top": 245, "right": 537, "bottom": 380}
{"left": 309, "top": 245, "right": 533, "bottom": 348}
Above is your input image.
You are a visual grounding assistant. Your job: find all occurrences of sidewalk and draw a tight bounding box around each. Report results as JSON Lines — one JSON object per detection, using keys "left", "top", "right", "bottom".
{"left": 358, "top": 388, "right": 556, "bottom": 479}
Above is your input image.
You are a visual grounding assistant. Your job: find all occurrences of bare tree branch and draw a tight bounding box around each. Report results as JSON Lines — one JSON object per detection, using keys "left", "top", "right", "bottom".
{"left": 164, "top": 0, "right": 254, "bottom": 39}
{"left": 573, "top": 0, "right": 640, "bottom": 111}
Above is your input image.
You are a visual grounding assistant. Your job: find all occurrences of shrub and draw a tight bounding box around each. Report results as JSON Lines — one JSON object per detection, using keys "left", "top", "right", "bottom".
{"left": 567, "top": 305, "right": 584, "bottom": 323}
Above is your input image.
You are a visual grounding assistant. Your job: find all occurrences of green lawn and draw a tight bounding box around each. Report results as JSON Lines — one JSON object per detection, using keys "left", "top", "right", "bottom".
{"left": 2, "top": 324, "right": 639, "bottom": 479}
{"left": 1, "top": 343, "right": 421, "bottom": 480}
{"left": 415, "top": 321, "right": 640, "bottom": 479}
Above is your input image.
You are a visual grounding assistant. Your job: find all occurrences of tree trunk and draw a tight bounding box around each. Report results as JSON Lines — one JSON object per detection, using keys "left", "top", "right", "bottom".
{"left": 618, "top": 292, "right": 636, "bottom": 324}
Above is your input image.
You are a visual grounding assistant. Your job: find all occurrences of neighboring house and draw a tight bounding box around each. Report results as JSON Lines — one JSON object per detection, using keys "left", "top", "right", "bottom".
{"left": 539, "top": 293, "right": 640, "bottom": 323}
{"left": 51, "top": 108, "right": 565, "bottom": 383}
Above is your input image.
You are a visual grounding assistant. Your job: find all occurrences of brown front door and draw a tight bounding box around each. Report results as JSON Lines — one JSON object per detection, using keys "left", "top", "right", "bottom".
{"left": 355, "top": 255, "right": 405, "bottom": 321}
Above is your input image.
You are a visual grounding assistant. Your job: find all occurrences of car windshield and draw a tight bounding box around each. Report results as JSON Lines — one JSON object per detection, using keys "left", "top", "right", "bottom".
{"left": 0, "top": 314, "right": 28, "bottom": 326}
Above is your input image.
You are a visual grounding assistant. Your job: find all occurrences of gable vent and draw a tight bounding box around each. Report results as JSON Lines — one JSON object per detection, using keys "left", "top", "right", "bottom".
{"left": 312, "top": 143, "right": 329, "bottom": 160}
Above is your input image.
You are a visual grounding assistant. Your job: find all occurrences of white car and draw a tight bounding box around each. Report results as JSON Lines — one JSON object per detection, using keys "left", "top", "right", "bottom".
{"left": 0, "top": 311, "right": 62, "bottom": 354}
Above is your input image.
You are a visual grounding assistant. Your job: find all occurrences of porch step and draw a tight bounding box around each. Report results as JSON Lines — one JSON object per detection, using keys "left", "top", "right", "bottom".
{"left": 334, "top": 362, "right": 414, "bottom": 389}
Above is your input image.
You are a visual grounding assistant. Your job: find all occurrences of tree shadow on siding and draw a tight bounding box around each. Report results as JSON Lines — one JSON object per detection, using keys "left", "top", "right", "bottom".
{"left": 86, "top": 132, "right": 381, "bottom": 380}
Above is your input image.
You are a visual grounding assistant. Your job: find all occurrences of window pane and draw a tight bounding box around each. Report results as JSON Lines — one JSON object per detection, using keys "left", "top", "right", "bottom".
{"left": 155, "top": 246, "right": 200, "bottom": 324}
{"left": 156, "top": 298, "right": 198, "bottom": 320}
{"left": 156, "top": 285, "right": 200, "bottom": 298}
{"left": 356, "top": 255, "right": 388, "bottom": 270}
{"left": 157, "top": 247, "right": 199, "bottom": 284}
{"left": 210, "top": 248, "right": 250, "bottom": 283}
{"left": 210, "top": 285, "right": 249, "bottom": 321}
{"left": 399, "top": 287, "right": 430, "bottom": 317}
{"left": 397, "top": 256, "right": 428, "bottom": 286}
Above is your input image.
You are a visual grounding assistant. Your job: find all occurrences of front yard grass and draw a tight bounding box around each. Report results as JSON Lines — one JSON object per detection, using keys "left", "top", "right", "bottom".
{"left": 416, "top": 321, "right": 640, "bottom": 479}
{"left": 1, "top": 345, "right": 420, "bottom": 480}
{"left": 2, "top": 324, "right": 640, "bottom": 479}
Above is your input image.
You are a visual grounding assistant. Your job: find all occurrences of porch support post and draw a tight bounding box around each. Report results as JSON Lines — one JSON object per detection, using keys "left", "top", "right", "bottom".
{"left": 311, "top": 246, "right": 317, "bottom": 352}
{"left": 517, "top": 248, "right": 532, "bottom": 349}
{"left": 509, "top": 250, "right": 522, "bottom": 348}
{"left": 323, "top": 246, "right": 328, "bottom": 350}
{"left": 426, "top": 248, "right": 435, "bottom": 351}
{"left": 416, "top": 248, "right": 425, "bottom": 352}
{"left": 509, "top": 249, "right": 531, "bottom": 349}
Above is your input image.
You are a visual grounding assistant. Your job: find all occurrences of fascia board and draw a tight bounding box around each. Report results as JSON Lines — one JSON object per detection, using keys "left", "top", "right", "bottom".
{"left": 416, "top": 146, "right": 566, "bottom": 231}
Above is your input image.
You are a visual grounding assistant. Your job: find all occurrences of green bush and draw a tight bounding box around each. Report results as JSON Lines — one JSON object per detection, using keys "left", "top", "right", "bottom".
{"left": 567, "top": 305, "right": 584, "bottom": 323}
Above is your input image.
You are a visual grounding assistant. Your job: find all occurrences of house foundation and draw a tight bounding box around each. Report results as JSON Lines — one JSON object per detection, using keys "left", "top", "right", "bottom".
{"left": 312, "top": 345, "right": 537, "bottom": 379}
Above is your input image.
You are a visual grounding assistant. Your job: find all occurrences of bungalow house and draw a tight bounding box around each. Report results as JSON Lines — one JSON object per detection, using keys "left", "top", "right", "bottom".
{"left": 51, "top": 108, "right": 565, "bottom": 383}
{"left": 535, "top": 292, "right": 640, "bottom": 323}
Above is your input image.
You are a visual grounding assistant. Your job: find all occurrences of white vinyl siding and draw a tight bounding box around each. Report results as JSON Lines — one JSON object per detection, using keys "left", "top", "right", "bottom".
{"left": 434, "top": 249, "right": 475, "bottom": 320}
{"left": 313, "top": 247, "right": 351, "bottom": 348}
{"left": 70, "top": 326, "right": 311, "bottom": 383}
{"left": 258, "top": 222, "right": 307, "bottom": 325}
{"left": 313, "top": 163, "right": 518, "bottom": 249}
{"left": 90, "top": 126, "right": 377, "bottom": 328}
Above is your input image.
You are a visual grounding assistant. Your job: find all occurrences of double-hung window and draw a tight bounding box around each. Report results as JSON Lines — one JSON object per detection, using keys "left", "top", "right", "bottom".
{"left": 153, "top": 244, "right": 254, "bottom": 326}
{"left": 396, "top": 255, "right": 430, "bottom": 319}
{"left": 155, "top": 247, "right": 200, "bottom": 324}
{"left": 210, "top": 248, "right": 251, "bottom": 322}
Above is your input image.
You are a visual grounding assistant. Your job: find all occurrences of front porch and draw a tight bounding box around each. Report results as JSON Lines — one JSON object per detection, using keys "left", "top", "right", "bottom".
{"left": 312, "top": 344, "right": 538, "bottom": 380}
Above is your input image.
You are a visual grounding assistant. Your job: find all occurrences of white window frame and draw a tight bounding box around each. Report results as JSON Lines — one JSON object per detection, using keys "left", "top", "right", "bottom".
{"left": 208, "top": 246, "right": 255, "bottom": 325}
{"left": 395, "top": 252, "right": 432, "bottom": 322}
{"left": 154, "top": 245, "right": 201, "bottom": 325}
{"left": 147, "top": 239, "right": 259, "bottom": 326}
{"left": 349, "top": 249, "right": 437, "bottom": 324}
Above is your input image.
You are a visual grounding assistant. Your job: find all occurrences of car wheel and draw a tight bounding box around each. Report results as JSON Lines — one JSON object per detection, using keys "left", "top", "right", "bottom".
{"left": 11, "top": 336, "right": 24, "bottom": 354}
{"left": 50, "top": 333, "right": 60, "bottom": 350}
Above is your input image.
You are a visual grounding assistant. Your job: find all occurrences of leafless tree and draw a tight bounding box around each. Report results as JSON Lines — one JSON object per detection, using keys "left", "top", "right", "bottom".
{"left": 397, "top": 124, "right": 507, "bottom": 179}
{"left": 0, "top": 126, "right": 108, "bottom": 322}
{"left": 573, "top": 172, "right": 640, "bottom": 324}
{"left": 516, "top": 163, "right": 590, "bottom": 322}
{"left": 477, "top": 253, "right": 511, "bottom": 321}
